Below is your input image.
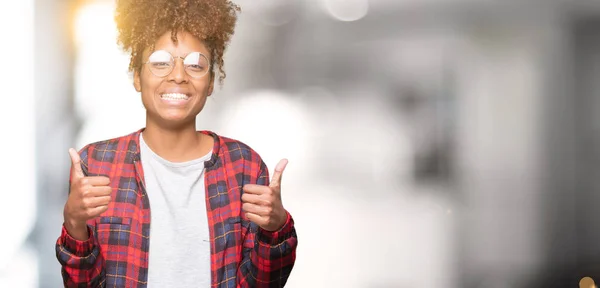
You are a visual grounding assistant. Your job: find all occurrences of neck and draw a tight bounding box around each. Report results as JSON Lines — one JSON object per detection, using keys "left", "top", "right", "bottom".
{"left": 142, "top": 119, "right": 212, "bottom": 162}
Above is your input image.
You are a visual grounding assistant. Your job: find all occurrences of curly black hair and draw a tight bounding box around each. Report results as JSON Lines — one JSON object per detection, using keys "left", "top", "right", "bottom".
{"left": 115, "top": 0, "right": 240, "bottom": 84}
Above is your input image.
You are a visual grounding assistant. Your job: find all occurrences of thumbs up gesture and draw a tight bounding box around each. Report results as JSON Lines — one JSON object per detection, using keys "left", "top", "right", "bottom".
{"left": 63, "top": 148, "right": 112, "bottom": 240}
{"left": 242, "top": 159, "right": 289, "bottom": 232}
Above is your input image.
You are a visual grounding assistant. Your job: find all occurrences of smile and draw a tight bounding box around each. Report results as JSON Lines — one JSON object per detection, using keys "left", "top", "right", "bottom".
{"left": 160, "top": 93, "right": 190, "bottom": 100}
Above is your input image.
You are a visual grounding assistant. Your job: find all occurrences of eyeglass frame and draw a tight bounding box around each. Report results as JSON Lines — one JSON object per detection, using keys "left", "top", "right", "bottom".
{"left": 142, "top": 50, "right": 212, "bottom": 79}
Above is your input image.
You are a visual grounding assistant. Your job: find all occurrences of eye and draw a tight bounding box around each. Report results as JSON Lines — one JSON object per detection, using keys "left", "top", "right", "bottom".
{"left": 186, "top": 64, "right": 206, "bottom": 71}
{"left": 150, "top": 62, "right": 172, "bottom": 69}
{"left": 183, "top": 52, "right": 209, "bottom": 71}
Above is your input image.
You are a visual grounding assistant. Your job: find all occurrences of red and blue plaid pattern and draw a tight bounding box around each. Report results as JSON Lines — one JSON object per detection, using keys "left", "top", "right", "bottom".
{"left": 56, "top": 129, "right": 298, "bottom": 287}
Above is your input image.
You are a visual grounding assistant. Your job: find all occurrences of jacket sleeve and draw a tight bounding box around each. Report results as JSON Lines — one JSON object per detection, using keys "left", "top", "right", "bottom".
{"left": 55, "top": 146, "right": 106, "bottom": 287}
{"left": 237, "top": 160, "right": 298, "bottom": 287}
{"left": 56, "top": 223, "right": 105, "bottom": 287}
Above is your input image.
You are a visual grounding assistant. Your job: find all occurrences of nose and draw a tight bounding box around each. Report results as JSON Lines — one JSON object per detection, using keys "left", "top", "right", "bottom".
{"left": 168, "top": 57, "right": 188, "bottom": 83}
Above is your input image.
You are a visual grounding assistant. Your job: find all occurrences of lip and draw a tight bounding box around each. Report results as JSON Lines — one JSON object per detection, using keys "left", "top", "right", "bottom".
{"left": 160, "top": 98, "right": 189, "bottom": 107}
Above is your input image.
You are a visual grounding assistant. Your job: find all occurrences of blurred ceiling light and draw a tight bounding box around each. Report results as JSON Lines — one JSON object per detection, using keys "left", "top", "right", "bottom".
{"left": 324, "top": 0, "right": 369, "bottom": 22}
{"left": 73, "top": 0, "right": 145, "bottom": 147}
{"left": 74, "top": 2, "right": 116, "bottom": 49}
{"left": 218, "top": 90, "right": 310, "bottom": 172}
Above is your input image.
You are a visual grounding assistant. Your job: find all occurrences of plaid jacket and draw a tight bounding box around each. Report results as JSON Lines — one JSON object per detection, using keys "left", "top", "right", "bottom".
{"left": 55, "top": 129, "right": 298, "bottom": 287}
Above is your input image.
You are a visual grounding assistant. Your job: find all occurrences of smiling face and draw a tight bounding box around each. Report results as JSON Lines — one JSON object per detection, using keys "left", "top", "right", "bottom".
{"left": 134, "top": 30, "right": 214, "bottom": 130}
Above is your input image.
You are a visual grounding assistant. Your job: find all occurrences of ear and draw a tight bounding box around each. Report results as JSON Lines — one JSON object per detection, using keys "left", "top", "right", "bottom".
{"left": 134, "top": 69, "right": 142, "bottom": 92}
{"left": 207, "top": 73, "right": 215, "bottom": 96}
{"left": 207, "top": 82, "right": 214, "bottom": 96}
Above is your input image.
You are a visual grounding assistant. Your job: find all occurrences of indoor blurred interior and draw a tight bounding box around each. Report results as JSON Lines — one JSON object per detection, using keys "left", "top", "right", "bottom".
{"left": 3, "top": 0, "right": 600, "bottom": 287}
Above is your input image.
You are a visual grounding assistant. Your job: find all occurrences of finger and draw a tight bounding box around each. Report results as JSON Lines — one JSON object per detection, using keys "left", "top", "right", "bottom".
{"left": 245, "top": 212, "right": 268, "bottom": 226}
{"left": 242, "top": 202, "right": 269, "bottom": 216}
{"left": 269, "top": 159, "right": 288, "bottom": 188}
{"left": 87, "top": 176, "right": 111, "bottom": 186}
{"left": 241, "top": 193, "right": 264, "bottom": 205}
{"left": 87, "top": 205, "right": 109, "bottom": 218}
{"left": 579, "top": 277, "right": 595, "bottom": 288}
{"left": 243, "top": 184, "right": 270, "bottom": 195}
{"left": 85, "top": 196, "right": 111, "bottom": 208}
{"left": 89, "top": 186, "right": 112, "bottom": 197}
{"left": 69, "top": 148, "right": 84, "bottom": 179}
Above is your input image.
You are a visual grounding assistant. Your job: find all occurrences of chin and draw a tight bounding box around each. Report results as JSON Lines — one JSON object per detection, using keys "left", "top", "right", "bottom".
{"left": 163, "top": 114, "right": 192, "bottom": 123}
{"left": 153, "top": 112, "right": 193, "bottom": 126}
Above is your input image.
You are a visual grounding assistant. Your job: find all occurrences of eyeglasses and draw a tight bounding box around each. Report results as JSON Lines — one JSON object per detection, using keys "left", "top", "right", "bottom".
{"left": 143, "top": 50, "right": 210, "bottom": 79}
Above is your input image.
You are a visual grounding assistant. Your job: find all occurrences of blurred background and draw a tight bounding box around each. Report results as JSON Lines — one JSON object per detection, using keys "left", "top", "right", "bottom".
{"left": 3, "top": 0, "right": 600, "bottom": 287}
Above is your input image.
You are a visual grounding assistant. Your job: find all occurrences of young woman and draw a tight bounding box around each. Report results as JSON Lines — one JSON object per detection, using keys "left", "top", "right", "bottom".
{"left": 56, "top": 0, "right": 298, "bottom": 287}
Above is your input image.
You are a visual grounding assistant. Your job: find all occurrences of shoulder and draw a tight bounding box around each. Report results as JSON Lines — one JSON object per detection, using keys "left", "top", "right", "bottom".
{"left": 213, "top": 133, "right": 266, "bottom": 168}
{"left": 77, "top": 130, "right": 140, "bottom": 163}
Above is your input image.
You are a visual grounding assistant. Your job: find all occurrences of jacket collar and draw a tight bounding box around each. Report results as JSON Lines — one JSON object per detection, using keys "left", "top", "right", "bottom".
{"left": 129, "top": 128, "right": 221, "bottom": 168}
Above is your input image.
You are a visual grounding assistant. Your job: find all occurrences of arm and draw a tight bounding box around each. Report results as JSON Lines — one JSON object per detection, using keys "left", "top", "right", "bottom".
{"left": 237, "top": 161, "right": 298, "bottom": 287}
{"left": 55, "top": 147, "right": 106, "bottom": 287}
{"left": 56, "top": 223, "right": 106, "bottom": 287}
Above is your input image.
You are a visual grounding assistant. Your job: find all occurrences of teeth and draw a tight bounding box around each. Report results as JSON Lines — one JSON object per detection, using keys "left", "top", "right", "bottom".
{"left": 161, "top": 93, "right": 189, "bottom": 100}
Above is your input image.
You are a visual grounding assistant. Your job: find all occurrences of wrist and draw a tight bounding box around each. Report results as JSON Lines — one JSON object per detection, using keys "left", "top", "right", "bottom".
{"left": 64, "top": 217, "right": 89, "bottom": 241}
{"left": 276, "top": 213, "right": 288, "bottom": 230}
{"left": 264, "top": 211, "right": 288, "bottom": 232}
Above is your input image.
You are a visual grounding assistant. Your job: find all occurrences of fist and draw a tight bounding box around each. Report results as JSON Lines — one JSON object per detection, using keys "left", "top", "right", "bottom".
{"left": 242, "top": 159, "right": 289, "bottom": 232}
{"left": 63, "top": 148, "right": 112, "bottom": 239}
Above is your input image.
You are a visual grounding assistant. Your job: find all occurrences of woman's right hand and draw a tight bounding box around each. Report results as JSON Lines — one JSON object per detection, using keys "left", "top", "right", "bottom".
{"left": 63, "top": 148, "right": 112, "bottom": 240}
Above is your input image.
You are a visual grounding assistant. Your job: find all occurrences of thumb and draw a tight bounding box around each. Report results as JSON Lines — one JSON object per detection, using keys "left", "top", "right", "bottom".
{"left": 69, "top": 148, "right": 84, "bottom": 179}
{"left": 579, "top": 277, "right": 596, "bottom": 288}
{"left": 269, "top": 159, "right": 288, "bottom": 188}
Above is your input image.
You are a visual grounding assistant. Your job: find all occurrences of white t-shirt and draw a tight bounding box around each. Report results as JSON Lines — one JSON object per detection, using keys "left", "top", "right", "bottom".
{"left": 139, "top": 134, "right": 212, "bottom": 287}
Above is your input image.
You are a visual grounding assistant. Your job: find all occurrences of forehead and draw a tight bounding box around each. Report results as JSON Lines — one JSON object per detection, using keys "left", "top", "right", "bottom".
{"left": 152, "top": 30, "right": 210, "bottom": 56}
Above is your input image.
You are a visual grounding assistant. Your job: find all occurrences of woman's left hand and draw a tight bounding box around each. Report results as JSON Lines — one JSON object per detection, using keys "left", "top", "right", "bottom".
{"left": 242, "top": 159, "right": 289, "bottom": 232}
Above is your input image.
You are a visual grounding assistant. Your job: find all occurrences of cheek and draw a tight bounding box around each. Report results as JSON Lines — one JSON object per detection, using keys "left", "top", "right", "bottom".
{"left": 193, "top": 81, "right": 212, "bottom": 94}
{"left": 140, "top": 72, "right": 162, "bottom": 94}
{"left": 139, "top": 79, "right": 162, "bottom": 109}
